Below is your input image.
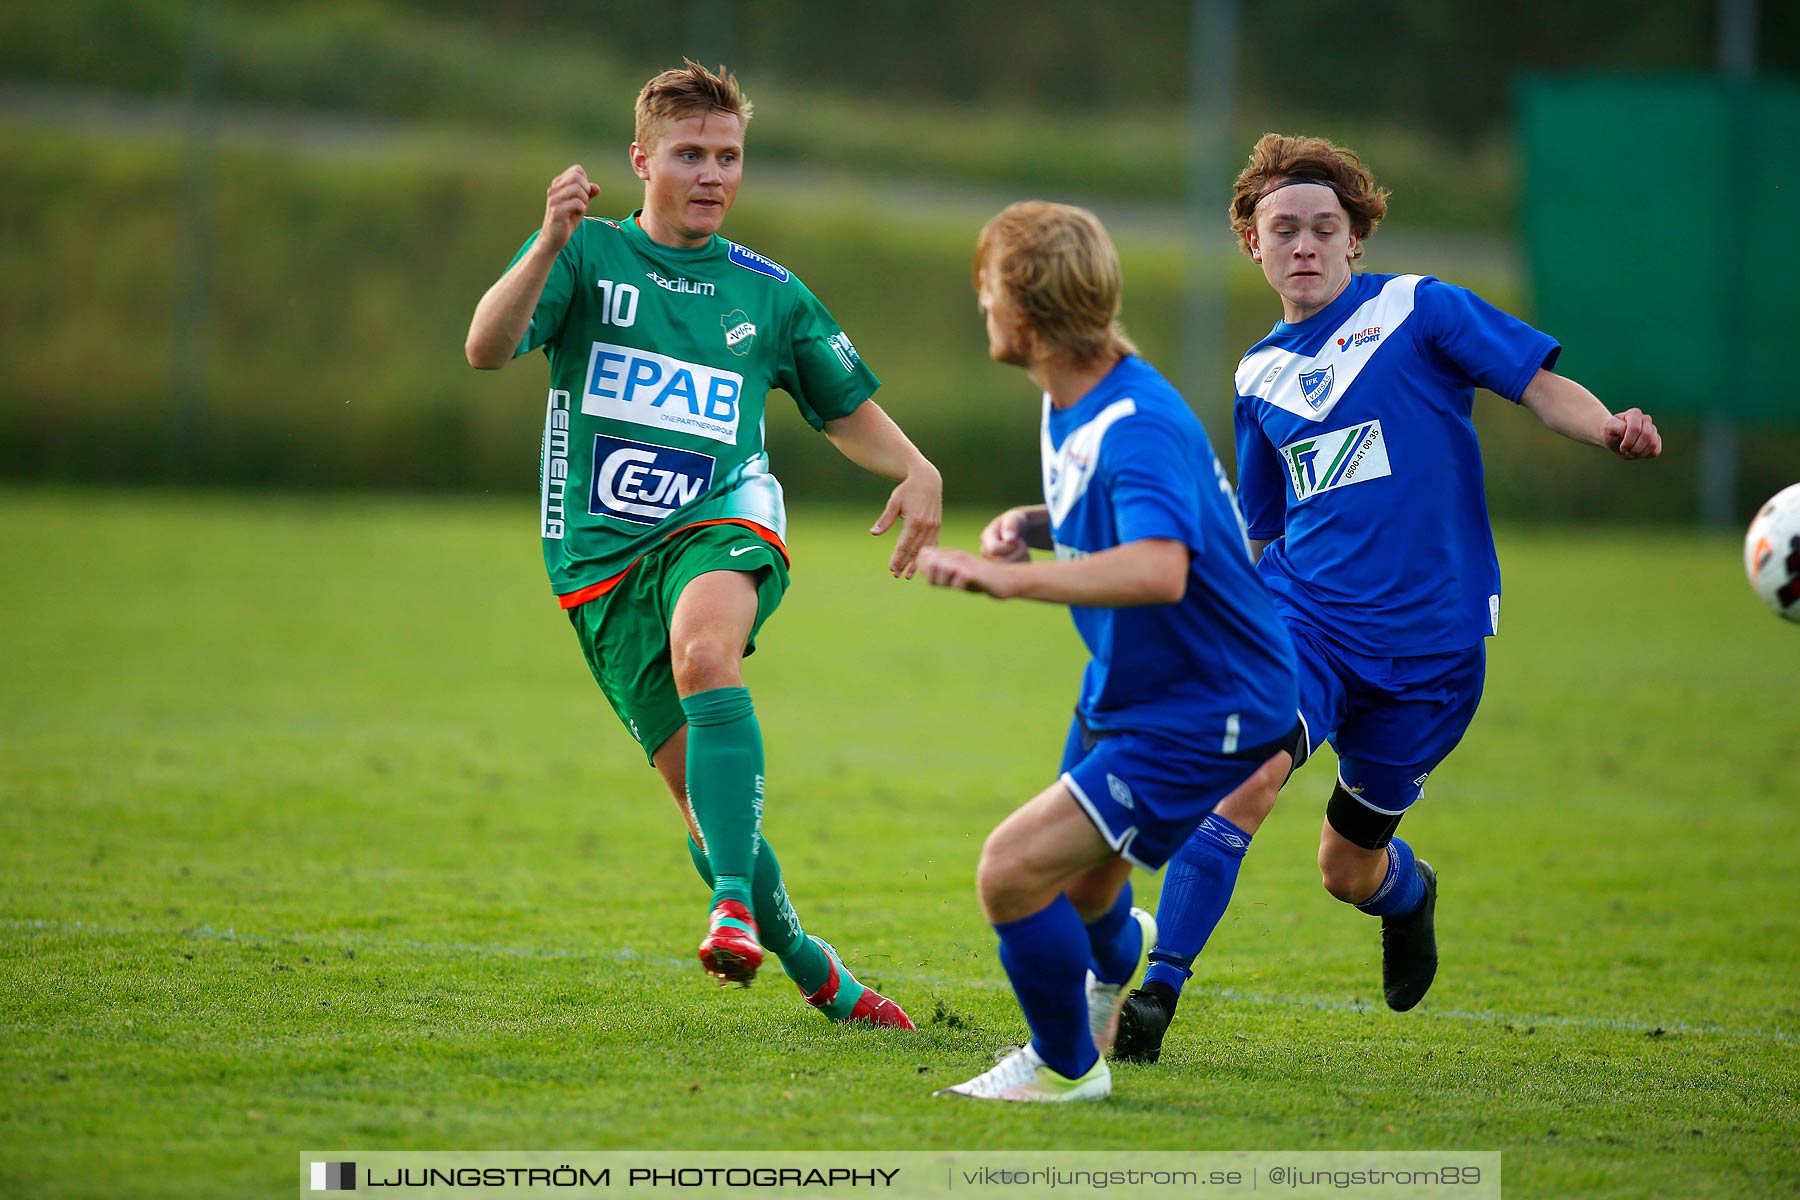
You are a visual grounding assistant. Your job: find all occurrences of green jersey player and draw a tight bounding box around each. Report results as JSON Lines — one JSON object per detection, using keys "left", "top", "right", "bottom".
{"left": 465, "top": 61, "right": 939, "bottom": 1028}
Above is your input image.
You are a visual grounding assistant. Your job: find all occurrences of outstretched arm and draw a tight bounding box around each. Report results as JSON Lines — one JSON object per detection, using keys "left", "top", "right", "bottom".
{"left": 465, "top": 164, "right": 600, "bottom": 369}
{"left": 919, "top": 538, "right": 1189, "bottom": 607}
{"left": 822, "top": 401, "right": 943, "bottom": 578}
{"left": 1519, "top": 368, "right": 1662, "bottom": 460}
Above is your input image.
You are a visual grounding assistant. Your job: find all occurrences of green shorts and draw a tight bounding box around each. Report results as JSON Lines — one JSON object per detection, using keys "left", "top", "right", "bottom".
{"left": 565, "top": 523, "right": 789, "bottom": 764}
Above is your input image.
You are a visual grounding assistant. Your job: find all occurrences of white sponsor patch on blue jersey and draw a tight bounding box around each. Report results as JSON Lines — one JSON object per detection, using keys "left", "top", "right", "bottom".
{"left": 1279, "top": 419, "right": 1393, "bottom": 501}
{"left": 1236, "top": 275, "right": 1423, "bottom": 423}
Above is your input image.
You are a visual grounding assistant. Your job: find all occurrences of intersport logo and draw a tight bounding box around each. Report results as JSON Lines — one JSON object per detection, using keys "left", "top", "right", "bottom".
{"left": 1280, "top": 419, "right": 1392, "bottom": 502}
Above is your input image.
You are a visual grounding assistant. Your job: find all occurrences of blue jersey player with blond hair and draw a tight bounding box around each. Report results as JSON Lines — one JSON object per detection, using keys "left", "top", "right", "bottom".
{"left": 1114, "top": 134, "right": 1662, "bottom": 1064}
{"left": 919, "top": 201, "right": 1301, "bottom": 1101}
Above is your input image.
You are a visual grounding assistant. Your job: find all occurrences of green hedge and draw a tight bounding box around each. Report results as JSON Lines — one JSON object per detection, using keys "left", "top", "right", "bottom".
{"left": 2, "top": 120, "right": 1790, "bottom": 520}
{"left": 0, "top": 1, "right": 1517, "bottom": 231}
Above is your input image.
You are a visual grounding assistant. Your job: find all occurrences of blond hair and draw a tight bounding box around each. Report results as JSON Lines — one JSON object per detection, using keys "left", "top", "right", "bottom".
{"left": 973, "top": 201, "right": 1136, "bottom": 365}
{"left": 1229, "top": 133, "right": 1390, "bottom": 259}
{"left": 634, "top": 59, "right": 752, "bottom": 149}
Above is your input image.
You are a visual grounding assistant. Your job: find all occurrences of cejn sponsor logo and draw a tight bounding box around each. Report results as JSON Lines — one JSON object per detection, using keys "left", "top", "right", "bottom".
{"left": 645, "top": 270, "right": 715, "bottom": 296}
{"left": 589, "top": 435, "right": 715, "bottom": 526}
{"left": 582, "top": 341, "right": 742, "bottom": 444}
{"left": 541, "top": 389, "right": 572, "bottom": 539}
{"left": 1280, "top": 419, "right": 1392, "bottom": 501}
{"left": 727, "top": 242, "right": 790, "bottom": 282}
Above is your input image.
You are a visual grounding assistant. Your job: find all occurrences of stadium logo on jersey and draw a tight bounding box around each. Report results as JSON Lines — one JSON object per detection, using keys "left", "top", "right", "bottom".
{"left": 1106, "top": 774, "right": 1135, "bottom": 810}
{"left": 721, "top": 309, "right": 757, "bottom": 357}
{"left": 1280, "top": 419, "right": 1392, "bottom": 501}
{"left": 1298, "top": 365, "right": 1335, "bottom": 410}
{"left": 827, "top": 331, "right": 860, "bottom": 373}
{"left": 1336, "top": 326, "right": 1381, "bottom": 351}
{"left": 646, "top": 270, "right": 715, "bottom": 296}
{"left": 727, "top": 242, "right": 790, "bottom": 283}
{"left": 588, "top": 435, "right": 715, "bottom": 525}
{"left": 582, "top": 341, "right": 742, "bottom": 444}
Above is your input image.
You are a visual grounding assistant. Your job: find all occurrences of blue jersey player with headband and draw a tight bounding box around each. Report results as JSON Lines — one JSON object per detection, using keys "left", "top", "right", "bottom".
{"left": 919, "top": 201, "right": 1301, "bottom": 1101}
{"left": 1114, "top": 134, "right": 1663, "bottom": 1064}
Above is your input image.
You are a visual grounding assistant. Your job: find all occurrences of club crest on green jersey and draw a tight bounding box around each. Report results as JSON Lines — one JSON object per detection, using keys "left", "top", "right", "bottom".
{"left": 721, "top": 309, "right": 757, "bottom": 356}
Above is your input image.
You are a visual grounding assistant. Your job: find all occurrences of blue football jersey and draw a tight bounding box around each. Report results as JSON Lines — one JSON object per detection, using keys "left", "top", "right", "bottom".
{"left": 1044, "top": 355, "right": 1297, "bottom": 751}
{"left": 1233, "top": 273, "right": 1561, "bottom": 656}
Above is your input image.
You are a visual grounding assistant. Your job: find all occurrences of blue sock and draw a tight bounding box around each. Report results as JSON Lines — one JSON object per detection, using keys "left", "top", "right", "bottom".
{"left": 1141, "top": 812, "right": 1252, "bottom": 997}
{"left": 994, "top": 895, "right": 1096, "bottom": 1080}
{"left": 1084, "top": 882, "right": 1141, "bottom": 986}
{"left": 1354, "top": 837, "right": 1425, "bottom": 918}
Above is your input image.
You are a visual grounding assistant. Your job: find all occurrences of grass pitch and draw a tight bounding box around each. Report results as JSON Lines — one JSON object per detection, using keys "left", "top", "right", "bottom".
{"left": 2, "top": 490, "right": 1796, "bottom": 1199}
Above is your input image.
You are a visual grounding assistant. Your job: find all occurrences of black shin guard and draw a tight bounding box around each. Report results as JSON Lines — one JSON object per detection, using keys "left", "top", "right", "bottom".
{"left": 1325, "top": 781, "right": 1403, "bottom": 851}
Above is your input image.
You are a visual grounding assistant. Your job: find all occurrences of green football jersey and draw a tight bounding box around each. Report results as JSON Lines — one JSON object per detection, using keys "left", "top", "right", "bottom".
{"left": 510, "top": 211, "right": 880, "bottom": 598}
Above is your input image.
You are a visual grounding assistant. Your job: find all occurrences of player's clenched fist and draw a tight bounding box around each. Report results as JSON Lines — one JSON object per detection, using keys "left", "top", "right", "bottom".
{"left": 1603, "top": 407, "right": 1661, "bottom": 461}
{"left": 542, "top": 165, "right": 602, "bottom": 253}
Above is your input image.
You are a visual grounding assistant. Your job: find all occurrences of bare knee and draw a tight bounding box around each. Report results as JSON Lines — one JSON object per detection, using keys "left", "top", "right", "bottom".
{"left": 975, "top": 832, "right": 1024, "bottom": 924}
{"left": 670, "top": 632, "right": 743, "bottom": 695}
{"left": 1318, "top": 835, "right": 1386, "bottom": 903}
{"left": 1317, "top": 852, "right": 1367, "bottom": 902}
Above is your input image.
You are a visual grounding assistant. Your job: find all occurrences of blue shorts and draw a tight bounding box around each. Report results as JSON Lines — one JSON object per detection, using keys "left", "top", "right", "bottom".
{"left": 1059, "top": 716, "right": 1302, "bottom": 870}
{"left": 1289, "top": 620, "right": 1487, "bottom": 821}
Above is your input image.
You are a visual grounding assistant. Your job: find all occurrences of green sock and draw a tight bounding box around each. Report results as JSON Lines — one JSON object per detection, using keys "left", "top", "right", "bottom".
{"left": 685, "top": 834, "right": 832, "bottom": 995}
{"left": 680, "top": 687, "right": 763, "bottom": 911}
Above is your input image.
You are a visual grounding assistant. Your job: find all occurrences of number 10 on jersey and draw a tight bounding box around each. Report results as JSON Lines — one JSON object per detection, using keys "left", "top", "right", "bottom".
{"left": 595, "top": 280, "right": 640, "bottom": 327}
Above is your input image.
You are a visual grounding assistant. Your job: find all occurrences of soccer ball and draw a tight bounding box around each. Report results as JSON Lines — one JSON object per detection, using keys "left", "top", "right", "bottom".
{"left": 1744, "top": 484, "right": 1800, "bottom": 622}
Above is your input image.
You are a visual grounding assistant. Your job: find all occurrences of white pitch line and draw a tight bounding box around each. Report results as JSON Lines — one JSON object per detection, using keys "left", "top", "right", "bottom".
{"left": 8, "top": 917, "right": 1793, "bottom": 1045}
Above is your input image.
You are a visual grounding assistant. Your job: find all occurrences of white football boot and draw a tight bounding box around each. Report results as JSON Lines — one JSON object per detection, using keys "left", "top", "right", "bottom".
{"left": 1086, "top": 906, "right": 1157, "bottom": 1056}
{"left": 934, "top": 1043, "right": 1111, "bottom": 1102}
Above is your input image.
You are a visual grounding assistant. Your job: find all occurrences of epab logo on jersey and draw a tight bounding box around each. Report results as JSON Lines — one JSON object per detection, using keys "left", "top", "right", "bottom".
{"left": 589, "top": 435, "right": 715, "bottom": 525}
{"left": 728, "top": 243, "right": 790, "bottom": 283}
{"left": 583, "top": 341, "right": 743, "bottom": 444}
